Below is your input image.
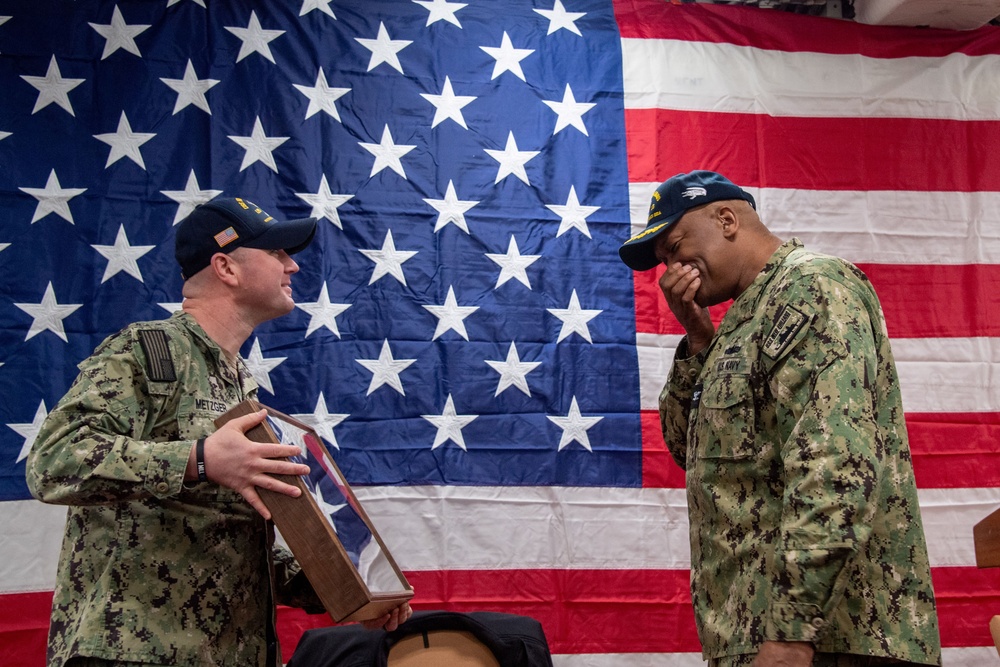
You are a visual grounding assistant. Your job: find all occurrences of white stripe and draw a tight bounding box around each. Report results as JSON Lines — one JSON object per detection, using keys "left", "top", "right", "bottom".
{"left": 942, "top": 647, "right": 1000, "bottom": 666}
{"left": 2, "top": 487, "right": 993, "bottom": 593}
{"left": 635, "top": 333, "right": 683, "bottom": 411}
{"left": 919, "top": 487, "right": 1000, "bottom": 568}
{"left": 553, "top": 648, "right": 1000, "bottom": 666}
{"left": 0, "top": 491, "right": 693, "bottom": 589}
{"left": 621, "top": 38, "right": 1000, "bottom": 121}
{"left": 894, "top": 337, "right": 1000, "bottom": 413}
{"left": 0, "top": 499, "right": 66, "bottom": 593}
{"left": 628, "top": 182, "right": 1000, "bottom": 266}
{"left": 637, "top": 333, "right": 1000, "bottom": 414}
{"left": 353, "top": 486, "right": 988, "bottom": 571}
{"left": 352, "top": 485, "right": 693, "bottom": 571}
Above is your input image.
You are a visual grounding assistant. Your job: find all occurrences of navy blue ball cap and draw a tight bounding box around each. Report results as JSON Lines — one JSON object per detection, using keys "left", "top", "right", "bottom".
{"left": 618, "top": 170, "right": 756, "bottom": 271}
{"left": 175, "top": 197, "right": 317, "bottom": 280}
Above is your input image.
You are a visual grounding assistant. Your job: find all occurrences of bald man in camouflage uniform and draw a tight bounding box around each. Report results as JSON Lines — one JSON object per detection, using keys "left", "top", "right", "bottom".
{"left": 619, "top": 172, "right": 940, "bottom": 667}
{"left": 27, "top": 198, "right": 410, "bottom": 667}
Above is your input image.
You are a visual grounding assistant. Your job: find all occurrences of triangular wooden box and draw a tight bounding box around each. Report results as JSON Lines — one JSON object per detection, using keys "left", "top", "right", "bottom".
{"left": 216, "top": 399, "right": 414, "bottom": 622}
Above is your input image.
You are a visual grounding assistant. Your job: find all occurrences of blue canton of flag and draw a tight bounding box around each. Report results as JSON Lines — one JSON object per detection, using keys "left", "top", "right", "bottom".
{"left": 0, "top": 0, "right": 641, "bottom": 500}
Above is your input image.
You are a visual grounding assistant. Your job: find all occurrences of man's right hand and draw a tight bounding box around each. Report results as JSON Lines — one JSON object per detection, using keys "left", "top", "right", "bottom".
{"left": 188, "top": 409, "right": 311, "bottom": 520}
{"left": 659, "top": 263, "right": 714, "bottom": 356}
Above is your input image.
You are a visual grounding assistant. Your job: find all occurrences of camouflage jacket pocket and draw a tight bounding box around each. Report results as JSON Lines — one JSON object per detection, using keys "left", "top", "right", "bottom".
{"left": 694, "top": 374, "right": 757, "bottom": 460}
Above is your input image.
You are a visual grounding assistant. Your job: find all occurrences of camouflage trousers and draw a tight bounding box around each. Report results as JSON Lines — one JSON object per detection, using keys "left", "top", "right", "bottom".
{"left": 709, "top": 654, "right": 933, "bottom": 667}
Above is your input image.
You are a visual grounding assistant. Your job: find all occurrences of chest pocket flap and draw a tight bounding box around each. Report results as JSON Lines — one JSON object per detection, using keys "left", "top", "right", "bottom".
{"left": 695, "top": 373, "right": 756, "bottom": 460}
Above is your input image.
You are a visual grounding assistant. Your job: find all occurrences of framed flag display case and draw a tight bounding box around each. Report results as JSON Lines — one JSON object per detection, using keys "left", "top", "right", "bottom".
{"left": 215, "top": 399, "right": 414, "bottom": 622}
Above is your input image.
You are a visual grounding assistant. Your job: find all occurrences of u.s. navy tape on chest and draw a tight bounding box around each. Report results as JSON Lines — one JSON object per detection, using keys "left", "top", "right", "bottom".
{"left": 762, "top": 305, "right": 808, "bottom": 359}
{"left": 714, "top": 356, "right": 748, "bottom": 374}
{"left": 137, "top": 329, "right": 177, "bottom": 382}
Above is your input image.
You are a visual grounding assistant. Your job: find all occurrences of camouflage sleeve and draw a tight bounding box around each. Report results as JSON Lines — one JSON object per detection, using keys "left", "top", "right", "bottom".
{"left": 272, "top": 544, "right": 326, "bottom": 613}
{"left": 658, "top": 337, "right": 709, "bottom": 471}
{"left": 763, "top": 273, "right": 884, "bottom": 643}
{"left": 26, "top": 331, "right": 192, "bottom": 505}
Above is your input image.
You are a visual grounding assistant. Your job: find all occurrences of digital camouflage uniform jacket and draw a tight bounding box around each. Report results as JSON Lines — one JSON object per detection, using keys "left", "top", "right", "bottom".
{"left": 660, "top": 240, "right": 941, "bottom": 664}
{"left": 27, "top": 312, "right": 320, "bottom": 667}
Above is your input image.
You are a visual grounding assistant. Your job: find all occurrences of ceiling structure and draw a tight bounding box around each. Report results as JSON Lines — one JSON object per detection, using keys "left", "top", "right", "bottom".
{"left": 685, "top": 0, "right": 1000, "bottom": 29}
{"left": 687, "top": 0, "right": 840, "bottom": 17}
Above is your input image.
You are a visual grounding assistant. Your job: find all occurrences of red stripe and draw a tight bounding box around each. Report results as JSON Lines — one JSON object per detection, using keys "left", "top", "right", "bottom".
{"left": 634, "top": 263, "right": 1000, "bottom": 339}
{"left": 909, "top": 413, "right": 1000, "bottom": 489}
{"left": 406, "top": 567, "right": 1000, "bottom": 653}
{"left": 860, "top": 264, "right": 1000, "bottom": 339}
{"left": 626, "top": 109, "right": 1000, "bottom": 193}
{"left": 403, "top": 568, "right": 700, "bottom": 654}
{"left": 0, "top": 592, "right": 50, "bottom": 667}
{"left": 4, "top": 569, "right": 998, "bottom": 658}
{"left": 642, "top": 410, "right": 685, "bottom": 488}
{"left": 643, "top": 408, "right": 1000, "bottom": 490}
{"left": 933, "top": 567, "right": 1000, "bottom": 648}
{"left": 613, "top": 0, "right": 1000, "bottom": 58}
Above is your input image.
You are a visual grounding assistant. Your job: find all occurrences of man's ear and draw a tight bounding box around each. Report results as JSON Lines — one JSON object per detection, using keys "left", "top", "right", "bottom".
{"left": 718, "top": 205, "right": 740, "bottom": 240}
{"left": 208, "top": 252, "right": 240, "bottom": 286}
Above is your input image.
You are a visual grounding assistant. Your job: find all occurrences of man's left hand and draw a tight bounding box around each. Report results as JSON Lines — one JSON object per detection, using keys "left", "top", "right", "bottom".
{"left": 751, "top": 641, "right": 815, "bottom": 667}
{"left": 360, "top": 602, "right": 413, "bottom": 631}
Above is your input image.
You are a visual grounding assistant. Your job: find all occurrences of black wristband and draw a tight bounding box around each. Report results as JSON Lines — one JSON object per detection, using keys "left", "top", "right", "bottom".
{"left": 195, "top": 438, "right": 207, "bottom": 482}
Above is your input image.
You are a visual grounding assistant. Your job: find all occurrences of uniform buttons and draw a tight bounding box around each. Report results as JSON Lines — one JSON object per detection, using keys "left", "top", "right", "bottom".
{"left": 687, "top": 368, "right": 698, "bottom": 379}
{"left": 810, "top": 617, "right": 825, "bottom": 629}
{"left": 155, "top": 482, "right": 170, "bottom": 494}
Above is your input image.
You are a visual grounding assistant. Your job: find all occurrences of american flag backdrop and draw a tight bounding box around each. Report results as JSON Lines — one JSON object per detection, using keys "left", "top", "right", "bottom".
{"left": 1, "top": 0, "right": 999, "bottom": 665}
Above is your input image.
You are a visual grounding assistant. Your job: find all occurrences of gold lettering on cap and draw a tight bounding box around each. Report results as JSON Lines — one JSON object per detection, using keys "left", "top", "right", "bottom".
{"left": 235, "top": 198, "right": 249, "bottom": 210}
{"left": 625, "top": 220, "right": 668, "bottom": 244}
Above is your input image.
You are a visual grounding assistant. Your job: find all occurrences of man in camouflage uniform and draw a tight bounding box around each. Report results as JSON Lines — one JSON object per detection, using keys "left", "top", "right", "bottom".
{"left": 618, "top": 172, "right": 941, "bottom": 667}
{"left": 27, "top": 198, "right": 411, "bottom": 667}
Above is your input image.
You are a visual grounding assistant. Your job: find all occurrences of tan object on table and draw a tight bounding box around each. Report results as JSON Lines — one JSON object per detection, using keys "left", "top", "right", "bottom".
{"left": 388, "top": 630, "right": 502, "bottom": 666}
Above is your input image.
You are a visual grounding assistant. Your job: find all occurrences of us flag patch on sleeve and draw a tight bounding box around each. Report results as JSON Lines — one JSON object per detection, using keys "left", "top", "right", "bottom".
{"left": 762, "top": 305, "right": 808, "bottom": 359}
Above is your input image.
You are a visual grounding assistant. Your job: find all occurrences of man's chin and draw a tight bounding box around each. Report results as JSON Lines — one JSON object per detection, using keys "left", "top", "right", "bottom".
{"left": 694, "top": 293, "right": 723, "bottom": 309}
{"left": 269, "top": 298, "right": 295, "bottom": 319}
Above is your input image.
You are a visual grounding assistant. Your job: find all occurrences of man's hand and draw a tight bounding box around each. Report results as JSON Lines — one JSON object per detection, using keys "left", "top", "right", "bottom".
{"left": 360, "top": 602, "right": 413, "bottom": 631}
{"left": 188, "top": 409, "right": 311, "bottom": 519}
{"left": 659, "top": 263, "right": 714, "bottom": 355}
{"left": 751, "top": 641, "right": 815, "bottom": 667}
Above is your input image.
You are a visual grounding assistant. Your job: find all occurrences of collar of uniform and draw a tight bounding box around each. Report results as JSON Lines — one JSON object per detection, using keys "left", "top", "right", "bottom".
{"left": 173, "top": 310, "right": 224, "bottom": 361}
{"left": 172, "top": 311, "right": 260, "bottom": 397}
{"left": 714, "top": 238, "right": 805, "bottom": 338}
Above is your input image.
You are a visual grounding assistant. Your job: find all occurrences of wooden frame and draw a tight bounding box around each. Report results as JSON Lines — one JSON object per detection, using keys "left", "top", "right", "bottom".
{"left": 975, "top": 506, "right": 1000, "bottom": 568}
{"left": 215, "top": 399, "right": 414, "bottom": 622}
